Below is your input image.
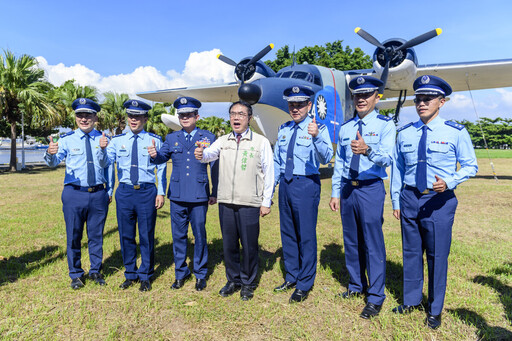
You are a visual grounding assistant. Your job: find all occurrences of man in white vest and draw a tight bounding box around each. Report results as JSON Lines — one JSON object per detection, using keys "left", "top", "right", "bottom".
{"left": 195, "top": 100, "right": 274, "bottom": 301}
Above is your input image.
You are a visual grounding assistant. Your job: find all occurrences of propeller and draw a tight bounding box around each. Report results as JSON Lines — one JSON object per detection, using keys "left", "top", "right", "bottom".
{"left": 217, "top": 44, "right": 274, "bottom": 83}
{"left": 355, "top": 27, "right": 442, "bottom": 94}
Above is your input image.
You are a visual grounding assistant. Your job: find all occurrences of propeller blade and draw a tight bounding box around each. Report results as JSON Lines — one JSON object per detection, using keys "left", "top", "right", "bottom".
{"left": 398, "top": 28, "right": 442, "bottom": 51}
{"left": 379, "top": 58, "right": 391, "bottom": 95}
{"left": 355, "top": 27, "right": 385, "bottom": 49}
{"left": 217, "top": 54, "right": 237, "bottom": 67}
{"left": 247, "top": 44, "right": 274, "bottom": 66}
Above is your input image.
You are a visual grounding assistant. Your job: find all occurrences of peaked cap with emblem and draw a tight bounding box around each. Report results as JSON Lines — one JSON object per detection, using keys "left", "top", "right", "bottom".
{"left": 283, "top": 85, "right": 315, "bottom": 102}
{"left": 413, "top": 75, "right": 452, "bottom": 96}
{"left": 123, "top": 99, "right": 152, "bottom": 115}
{"left": 348, "top": 76, "right": 383, "bottom": 94}
{"left": 174, "top": 96, "right": 201, "bottom": 114}
{"left": 72, "top": 98, "right": 101, "bottom": 114}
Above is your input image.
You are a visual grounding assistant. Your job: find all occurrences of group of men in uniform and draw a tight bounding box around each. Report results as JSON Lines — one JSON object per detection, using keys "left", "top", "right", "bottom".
{"left": 45, "top": 73, "right": 477, "bottom": 330}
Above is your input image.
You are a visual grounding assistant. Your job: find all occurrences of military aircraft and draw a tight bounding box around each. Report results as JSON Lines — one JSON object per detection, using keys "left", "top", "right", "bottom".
{"left": 137, "top": 28, "right": 512, "bottom": 145}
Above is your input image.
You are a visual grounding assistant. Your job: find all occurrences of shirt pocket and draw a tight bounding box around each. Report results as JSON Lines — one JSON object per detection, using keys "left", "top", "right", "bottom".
{"left": 295, "top": 137, "right": 312, "bottom": 161}
{"left": 401, "top": 144, "right": 417, "bottom": 166}
{"left": 364, "top": 135, "right": 379, "bottom": 146}
{"left": 428, "top": 143, "right": 450, "bottom": 164}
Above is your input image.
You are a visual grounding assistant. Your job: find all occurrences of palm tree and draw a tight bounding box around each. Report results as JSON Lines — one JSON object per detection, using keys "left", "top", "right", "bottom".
{"left": 101, "top": 92, "right": 129, "bottom": 135}
{"left": 0, "top": 50, "right": 59, "bottom": 172}
{"left": 145, "top": 103, "right": 173, "bottom": 138}
{"left": 196, "top": 116, "right": 232, "bottom": 136}
{"left": 52, "top": 80, "right": 99, "bottom": 129}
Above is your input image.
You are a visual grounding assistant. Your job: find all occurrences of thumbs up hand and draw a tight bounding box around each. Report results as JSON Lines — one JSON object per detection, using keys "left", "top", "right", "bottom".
{"left": 147, "top": 138, "right": 157, "bottom": 158}
{"left": 47, "top": 136, "right": 59, "bottom": 155}
{"left": 432, "top": 175, "right": 447, "bottom": 193}
{"left": 99, "top": 132, "right": 109, "bottom": 149}
{"left": 351, "top": 130, "right": 368, "bottom": 155}
{"left": 308, "top": 116, "right": 319, "bottom": 137}
{"left": 194, "top": 145, "right": 204, "bottom": 160}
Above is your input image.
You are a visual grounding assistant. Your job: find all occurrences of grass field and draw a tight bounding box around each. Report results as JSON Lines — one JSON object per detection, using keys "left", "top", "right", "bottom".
{"left": 0, "top": 156, "right": 511, "bottom": 340}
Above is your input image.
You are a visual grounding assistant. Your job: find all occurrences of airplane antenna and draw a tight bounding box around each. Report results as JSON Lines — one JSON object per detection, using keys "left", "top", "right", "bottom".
{"left": 465, "top": 76, "right": 499, "bottom": 183}
{"left": 292, "top": 46, "right": 297, "bottom": 67}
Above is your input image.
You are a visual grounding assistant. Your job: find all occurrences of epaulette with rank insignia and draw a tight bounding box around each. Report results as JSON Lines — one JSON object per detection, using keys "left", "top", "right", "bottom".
{"left": 148, "top": 132, "right": 162, "bottom": 140}
{"left": 377, "top": 114, "right": 392, "bottom": 121}
{"left": 340, "top": 118, "right": 355, "bottom": 127}
{"left": 112, "top": 133, "right": 126, "bottom": 139}
{"left": 397, "top": 122, "right": 413, "bottom": 133}
{"left": 445, "top": 121, "right": 465, "bottom": 130}
{"left": 60, "top": 131, "right": 75, "bottom": 138}
{"left": 279, "top": 121, "right": 294, "bottom": 130}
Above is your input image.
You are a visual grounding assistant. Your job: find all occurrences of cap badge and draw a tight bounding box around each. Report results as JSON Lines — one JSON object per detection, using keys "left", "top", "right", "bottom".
{"left": 132, "top": 101, "right": 138, "bottom": 107}
{"left": 180, "top": 98, "right": 187, "bottom": 104}
{"left": 79, "top": 98, "right": 86, "bottom": 105}
{"left": 292, "top": 86, "right": 300, "bottom": 94}
{"left": 421, "top": 75, "right": 430, "bottom": 84}
{"left": 357, "top": 77, "right": 365, "bottom": 85}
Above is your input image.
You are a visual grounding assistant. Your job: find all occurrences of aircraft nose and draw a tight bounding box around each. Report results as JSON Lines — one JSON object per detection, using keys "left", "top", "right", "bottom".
{"left": 238, "top": 83, "right": 261, "bottom": 105}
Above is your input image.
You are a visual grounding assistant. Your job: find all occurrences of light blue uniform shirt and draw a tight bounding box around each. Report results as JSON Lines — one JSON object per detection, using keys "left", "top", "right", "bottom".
{"left": 274, "top": 115, "right": 333, "bottom": 186}
{"left": 44, "top": 128, "right": 113, "bottom": 195}
{"left": 331, "top": 111, "right": 396, "bottom": 198}
{"left": 106, "top": 130, "right": 167, "bottom": 196}
{"left": 390, "top": 115, "right": 478, "bottom": 209}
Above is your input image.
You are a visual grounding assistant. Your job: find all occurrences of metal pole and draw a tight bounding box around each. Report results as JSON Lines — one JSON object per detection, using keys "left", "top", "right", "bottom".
{"left": 21, "top": 111, "right": 25, "bottom": 169}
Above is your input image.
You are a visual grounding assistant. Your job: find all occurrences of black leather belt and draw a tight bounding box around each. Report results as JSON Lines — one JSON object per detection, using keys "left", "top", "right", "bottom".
{"left": 405, "top": 185, "right": 433, "bottom": 194}
{"left": 343, "top": 178, "right": 381, "bottom": 187}
{"left": 120, "top": 183, "right": 155, "bottom": 190}
{"left": 66, "top": 184, "right": 105, "bottom": 193}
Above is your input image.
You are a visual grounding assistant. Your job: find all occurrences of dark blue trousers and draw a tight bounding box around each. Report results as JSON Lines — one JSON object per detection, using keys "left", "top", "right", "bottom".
{"left": 278, "top": 175, "right": 320, "bottom": 292}
{"left": 341, "top": 179, "right": 386, "bottom": 305}
{"left": 218, "top": 203, "right": 260, "bottom": 287}
{"left": 400, "top": 186, "right": 458, "bottom": 316}
{"left": 170, "top": 200, "right": 209, "bottom": 280}
{"left": 62, "top": 185, "right": 109, "bottom": 279}
{"left": 115, "top": 183, "right": 157, "bottom": 281}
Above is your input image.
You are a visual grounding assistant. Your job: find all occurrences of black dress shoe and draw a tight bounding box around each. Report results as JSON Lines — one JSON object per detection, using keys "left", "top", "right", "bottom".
{"left": 339, "top": 289, "right": 361, "bottom": 299}
{"left": 426, "top": 313, "right": 442, "bottom": 329}
{"left": 219, "top": 281, "right": 242, "bottom": 297}
{"left": 119, "top": 279, "right": 138, "bottom": 289}
{"left": 274, "top": 281, "right": 296, "bottom": 292}
{"left": 195, "top": 278, "right": 207, "bottom": 291}
{"left": 139, "top": 280, "right": 152, "bottom": 292}
{"left": 289, "top": 289, "right": 309, "bottom": 303}
{"left": 171, "top": 273, "right": 191, "bottom": 290}
{"left": 360, "top": 302, "right": 382, "bottom": 319}
{"left": 240, "top": 286, "right": 254, "bottom": 301}
{"left": 70, "top": 276, "right": 85, "bottom": 290}
{"left": 392, "top": 304, "right": 424, "bottom": 314}
{"left": 89, "top": 273, "right": 106, "bottom": 286}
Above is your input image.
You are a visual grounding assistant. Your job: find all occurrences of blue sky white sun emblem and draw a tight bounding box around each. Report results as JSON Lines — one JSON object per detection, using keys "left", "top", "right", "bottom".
{"left": 316, "top": 95, "right": 327, "bottom": 120}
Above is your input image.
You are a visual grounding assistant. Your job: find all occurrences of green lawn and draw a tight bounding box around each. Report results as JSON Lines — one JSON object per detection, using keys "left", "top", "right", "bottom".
{"left": 474, "top": 148, "right": 512, "bottom": 159}
{"left": 0, "top": 158, "right": 511, "bottom": 340}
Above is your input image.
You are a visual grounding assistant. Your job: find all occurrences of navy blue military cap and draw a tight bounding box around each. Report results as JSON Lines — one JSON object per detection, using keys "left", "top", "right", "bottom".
{"left": 72, "top": 98, "right": 101, "bottom": 114}
{"left": 123, "top": 99, "right": 152, "bottom": 115}
{"left": 283, "top": 85, "right": 315, "bottom": 102}
{"left": 349, "top": 76, "right": 383, "bottom": 94}
{"left": 413, "top": 75, "right": 452, "bottom": 96}
{"left": 174, "top": 97, "right": 201, "bottom": 114}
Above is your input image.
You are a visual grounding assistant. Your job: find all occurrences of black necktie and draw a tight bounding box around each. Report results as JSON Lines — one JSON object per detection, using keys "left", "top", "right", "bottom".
{"left": 416, "top": 125, "right": 428, "bottom": 192}
{"left": 284, "top": 124, "right": 298, "bottom": 181}
{"left": 130, "top": 135, "right": 139, "bottom": 185}
{"left": 85, "top": 133, "right": 96, "bottom": 186}
{"left": 349, "top": 120, "right": 363, "bottom": 179}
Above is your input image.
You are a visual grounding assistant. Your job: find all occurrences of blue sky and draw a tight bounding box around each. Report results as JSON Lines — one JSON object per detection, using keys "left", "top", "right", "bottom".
{"left": 2, "top": 0, "right": 512, "bottom": 124}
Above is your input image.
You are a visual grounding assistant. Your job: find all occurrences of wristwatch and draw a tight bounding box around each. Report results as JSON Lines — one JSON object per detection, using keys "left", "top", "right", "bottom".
{"left": 363, "top": 145, "right": 372, "bottom": 156}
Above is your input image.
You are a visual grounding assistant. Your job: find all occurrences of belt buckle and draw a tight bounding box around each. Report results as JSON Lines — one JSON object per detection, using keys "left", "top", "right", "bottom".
{"left": 88, "top": 187, "right": 93, "bottom": 192}
{"left": 421, "top": 189, "right": 430, "bottom": 194}
{"left": 133, "top": 185, "right": 141, "bottom": 190}
{"left": 351, "top": 181, "right": 359, "bottom": 187}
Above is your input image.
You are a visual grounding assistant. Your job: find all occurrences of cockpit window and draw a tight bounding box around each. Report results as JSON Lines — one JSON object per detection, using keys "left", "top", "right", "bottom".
{"left": 280, "top": 71, "right": 293, "bottom": 78}
{"left": 291, "top": 71, "right": 309, "bottom": 80}
{"left": 279, "top": 70, "right": 321, "bottom": 86}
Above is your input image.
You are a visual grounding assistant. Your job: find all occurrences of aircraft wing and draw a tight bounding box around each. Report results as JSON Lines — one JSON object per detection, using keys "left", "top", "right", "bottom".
{"left": 137, "top": 82, "right": 239, "bottom": 103}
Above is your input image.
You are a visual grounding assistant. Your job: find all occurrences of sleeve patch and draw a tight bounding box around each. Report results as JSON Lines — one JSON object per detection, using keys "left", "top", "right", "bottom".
{"left": 445, "top": 121, "right": 465, "bottom": 130}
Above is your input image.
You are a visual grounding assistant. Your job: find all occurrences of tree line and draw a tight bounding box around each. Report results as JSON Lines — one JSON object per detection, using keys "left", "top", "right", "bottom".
{"left": 456, "top": 118, "right": 512, "bottom": 148}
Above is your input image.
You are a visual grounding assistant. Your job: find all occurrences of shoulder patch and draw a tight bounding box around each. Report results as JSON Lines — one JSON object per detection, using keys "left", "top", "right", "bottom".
{"left": 148, "top": 132, "right": 162, "bottom": 140}
{"left": 340, "top": 118, "right": 355, "bottom": 127}
{"left": 112, "top": 133, "right": 126, "bottom": 139}
{"left": 60, "top": 131, "right": 75, "bottom": 138}
{"left": 397, "top": 122, "right": 413, "bottom": 133}
{"left": 377, "top": 114, "right": 393, "bottom": 121}
{"left": 445, "top": 121, "right": 465, "bottom": 130}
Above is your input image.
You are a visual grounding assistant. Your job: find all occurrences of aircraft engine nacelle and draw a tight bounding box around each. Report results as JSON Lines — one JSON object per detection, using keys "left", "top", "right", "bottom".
{"left": 372, "top": 39, "right": 418, "bottom": 90}
{"left": 234, "top": 59, "right": 276, "bottom": 83}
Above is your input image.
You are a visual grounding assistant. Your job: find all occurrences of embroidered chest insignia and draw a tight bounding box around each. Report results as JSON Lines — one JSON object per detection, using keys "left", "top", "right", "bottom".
{"left": 196, "top": 137, "right": 211, "bottom": 148}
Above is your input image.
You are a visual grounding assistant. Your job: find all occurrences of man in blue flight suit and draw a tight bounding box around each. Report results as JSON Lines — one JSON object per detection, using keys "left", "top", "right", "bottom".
{"left": 147, "top": 97, "right": 218, "bottom": 292}
{"left": 273, "top": 85, "right": 333, "bottom": 303}
{"left": 105, "top": 99, "right": 167, "bottom": 292}
{"left": 329, "top": 76, "right": 396, "bottom": 319}
{"left": 390, "top": 75, "right": 478, "bottom": 329}
{"left": 44, "top": 98, "right": 113, "bottom": 289}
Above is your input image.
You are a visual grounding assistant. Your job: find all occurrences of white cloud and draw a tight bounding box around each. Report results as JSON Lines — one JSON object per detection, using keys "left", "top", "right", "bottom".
{"left": 35, "top": 49, "right": 235, "bottom": 99}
